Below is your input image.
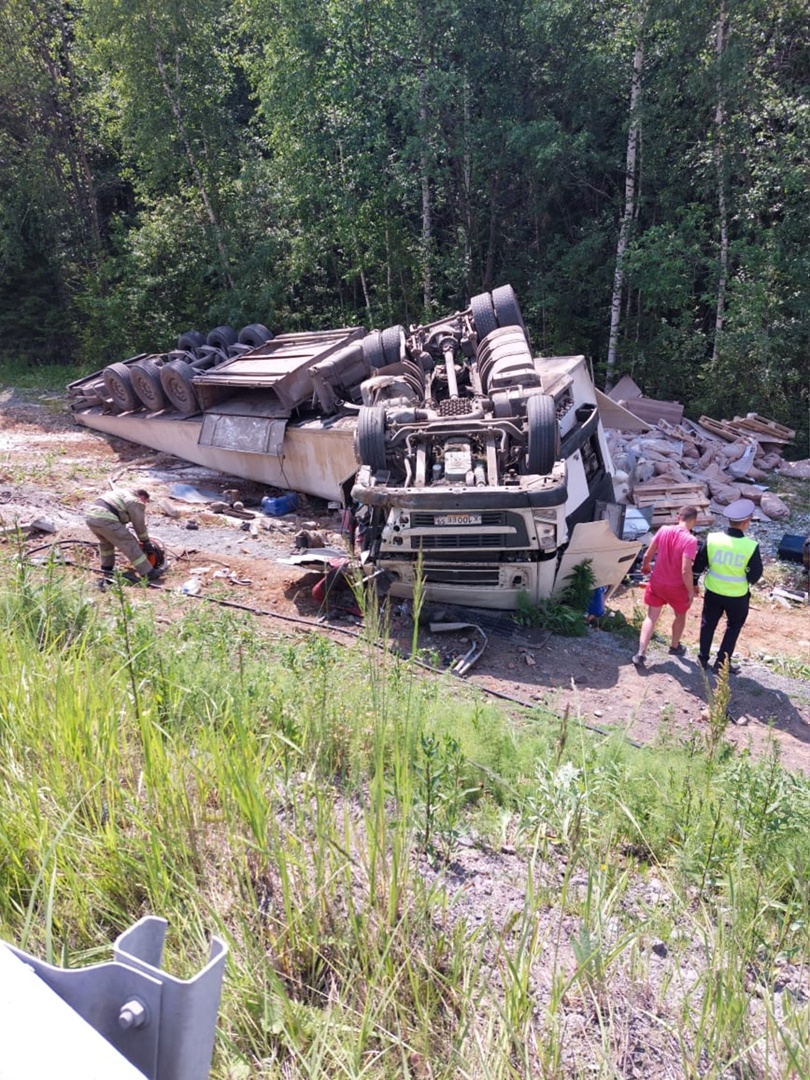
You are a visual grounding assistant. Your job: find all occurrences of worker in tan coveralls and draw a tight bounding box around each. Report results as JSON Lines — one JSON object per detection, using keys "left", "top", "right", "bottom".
{"left": 85, "top": 487, "right": 160, "bottom": 583}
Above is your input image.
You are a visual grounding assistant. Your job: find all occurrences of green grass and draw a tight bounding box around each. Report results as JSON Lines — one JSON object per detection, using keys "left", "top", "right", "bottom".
{"left": 0, "top": 357, "right": 87, "bottom": 392}
{"left": 1, "top": 555, "right": 810, "bottom": 1077}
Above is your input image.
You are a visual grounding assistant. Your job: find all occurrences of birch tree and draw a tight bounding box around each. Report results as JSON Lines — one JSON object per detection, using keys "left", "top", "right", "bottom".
{"left": 605, "top": 9, "right": 646, "bottom": 391}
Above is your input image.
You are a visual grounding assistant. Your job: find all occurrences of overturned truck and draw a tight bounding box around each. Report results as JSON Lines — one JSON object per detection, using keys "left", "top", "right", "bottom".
{"left": 68, "top": 287, "right": 639, "bottom": 610}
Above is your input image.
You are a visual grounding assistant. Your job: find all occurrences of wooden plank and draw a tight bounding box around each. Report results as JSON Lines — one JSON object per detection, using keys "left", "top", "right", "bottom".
{"left": 606, "top": 374, "right": 643, "bottom": 401}
{"left": 621, "top": 397, "right": 684, "bottom": 426}
{"left": 595, "top": 388, "right": 651, "bottom": 432}
{"left": 633, "top": 480, "right": 709, "bottom": 495}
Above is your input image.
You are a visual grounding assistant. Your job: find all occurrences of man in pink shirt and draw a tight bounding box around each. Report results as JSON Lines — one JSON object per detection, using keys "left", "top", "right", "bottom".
{"left": 632, "top": 504, "right": 699, "bottom": 668}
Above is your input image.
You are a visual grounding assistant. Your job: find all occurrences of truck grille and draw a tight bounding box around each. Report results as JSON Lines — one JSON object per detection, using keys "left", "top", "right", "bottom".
{"left": 423, "top": 568, "right": 501, "bottom": 586}
{"left": 408, "top": 510, "right": 529, "bottom": 550}
{"left": 416, "top": 533, "right": 503, "bottom": 549}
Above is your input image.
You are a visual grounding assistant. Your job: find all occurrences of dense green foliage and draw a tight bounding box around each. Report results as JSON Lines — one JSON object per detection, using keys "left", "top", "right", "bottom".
{"left": 1, "top": 0, "right": 808, "bottom": 448}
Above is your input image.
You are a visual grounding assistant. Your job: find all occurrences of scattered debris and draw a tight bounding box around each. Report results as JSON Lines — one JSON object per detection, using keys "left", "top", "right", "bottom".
{"left": 428, "top": 621, "right": 489, "bottom": 676}
{"left": 770, "top": 586, "right": 809, "bottom": 605}
{"left": 159, "top": 498, "right": 182, "bottom": 518}
{"left": 605, "top": 395, "right": 798, "bottom": 529}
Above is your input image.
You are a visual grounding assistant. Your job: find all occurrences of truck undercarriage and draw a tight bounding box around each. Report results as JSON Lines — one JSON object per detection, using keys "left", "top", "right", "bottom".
{"left": 68, "top": 286, "right": 639, "bottom": 610}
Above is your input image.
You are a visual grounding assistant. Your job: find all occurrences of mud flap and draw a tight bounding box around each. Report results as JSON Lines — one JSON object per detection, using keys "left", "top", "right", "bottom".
{"left": 552, "top": 519, "right": 641, "bottom": 597}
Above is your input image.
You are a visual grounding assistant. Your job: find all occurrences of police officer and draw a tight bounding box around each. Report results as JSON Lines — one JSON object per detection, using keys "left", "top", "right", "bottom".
{"left": 693, "top": 498, "right": 762, "bottom": 674}
{"left": 85, "top": 487, "right": 161, "bottom": 583}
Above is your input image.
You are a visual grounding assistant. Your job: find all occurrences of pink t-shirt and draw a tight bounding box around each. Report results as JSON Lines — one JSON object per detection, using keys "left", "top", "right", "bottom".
{"left": 649, "top": 525, "right": 698, "bottom": 588}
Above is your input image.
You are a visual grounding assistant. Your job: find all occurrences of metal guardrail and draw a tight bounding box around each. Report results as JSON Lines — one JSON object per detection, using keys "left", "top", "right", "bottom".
{"left": 1, "top": 916, "right": 227, "bottom": 1080}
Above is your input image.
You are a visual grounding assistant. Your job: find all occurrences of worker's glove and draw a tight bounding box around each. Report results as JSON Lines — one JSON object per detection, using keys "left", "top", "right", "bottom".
{"left": 142, "top": 540, "right": 155, "bottom": 556}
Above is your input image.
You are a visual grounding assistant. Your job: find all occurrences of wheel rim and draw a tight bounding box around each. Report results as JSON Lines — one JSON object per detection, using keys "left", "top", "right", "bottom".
{"left": 103, "top": 364, "right": 138, "bottom": 412}
{"left": 160, "top": 361, "right": 199, "bottom": 414}
{"left": 131, "top": 361, "right": 168, "bottom": 411}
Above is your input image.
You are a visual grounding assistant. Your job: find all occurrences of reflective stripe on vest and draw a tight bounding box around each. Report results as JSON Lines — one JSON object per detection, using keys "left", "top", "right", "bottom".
{"left": 704, "top": 532, "right": 758, "bottom": 597}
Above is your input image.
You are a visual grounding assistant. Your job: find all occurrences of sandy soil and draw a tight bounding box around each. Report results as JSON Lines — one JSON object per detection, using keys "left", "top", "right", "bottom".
{"left": 2, "top": 388, "right": 808, "bottom": 774}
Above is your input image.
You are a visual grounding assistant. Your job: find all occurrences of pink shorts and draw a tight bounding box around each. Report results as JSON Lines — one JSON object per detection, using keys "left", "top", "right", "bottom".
{"left": 644, "top": 579, "right": 692, "bottom": 615}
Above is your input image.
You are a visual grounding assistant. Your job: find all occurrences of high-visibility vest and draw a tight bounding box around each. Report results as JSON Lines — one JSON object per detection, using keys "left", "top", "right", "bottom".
{"left": 704, "top": 532, "right": 758, "bottom": 596}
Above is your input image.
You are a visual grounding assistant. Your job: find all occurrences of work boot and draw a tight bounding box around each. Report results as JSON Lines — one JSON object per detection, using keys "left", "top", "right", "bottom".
{"left": 98, "top": 568, "right": 115, "bottom": 590}
{"left": 147, "top": 565, "right": 165, "bottom": 582}
{"left": 713, "top": 658, "right": 740, "bottom": 676}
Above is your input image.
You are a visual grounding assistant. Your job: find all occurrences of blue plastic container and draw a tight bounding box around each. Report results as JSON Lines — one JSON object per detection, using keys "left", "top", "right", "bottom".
{"left": 586, "top": 586, "right": 607, "bottom": 618}
{"left": 261, "top": 493, "right": 298, "bottom": 516}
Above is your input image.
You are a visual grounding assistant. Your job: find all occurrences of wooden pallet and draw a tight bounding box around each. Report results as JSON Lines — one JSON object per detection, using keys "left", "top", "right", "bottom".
{"left": 730, "top": 413, "right": 795, "bottom": 442}
{"left": 698, "top": 413, "right": 794, "bottom": 446}
{"left": 632, "top": 480, "right": 712, "bottom": 528}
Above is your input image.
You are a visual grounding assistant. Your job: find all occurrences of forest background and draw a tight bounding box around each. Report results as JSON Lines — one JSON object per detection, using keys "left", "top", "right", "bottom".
{"left": 1, "top": 0, "right": 808, "bottom": 454}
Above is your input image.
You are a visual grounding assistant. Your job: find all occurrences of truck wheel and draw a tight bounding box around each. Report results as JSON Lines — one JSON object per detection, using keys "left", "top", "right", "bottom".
{"left": 526, "top": 393, "right": 558, "bottom": 476}
{"left": 177, "top": 330, "right": 205, "bottom": 352}
{"left": 356, "top": 405, "right": 387, "bottom": 471}
{"left": 381, "top": 325, "right": 405, "bottom": 366}
{"left": 130, "top": 359, "right": 168, "bottom": 411}
{"left": 238, "top": 323, "right": 273, "bottom": 347}
{"left": 470, "top": 292, "right": 498, "bottom": 340}
{"left": 361, "top": 329, "right": 386, "bottom": 370}
{"left": 206, "top": 325, "right": 238, "bottom": 350}
{"left": 103, "top": 363, "right": 139, "bottom": 412}
{"left": 491, "top": 284, "right": 527, "bottom": 335}
{"left": 160, "top": 360, "right": 200, "bottom": 414}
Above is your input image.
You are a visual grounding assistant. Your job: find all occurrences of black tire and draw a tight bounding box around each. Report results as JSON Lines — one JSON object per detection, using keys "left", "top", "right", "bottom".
{"left": 206, "top": 325, "right": 238, "bottom": 350}
{"left": 470, "top": 292, "right": 498, "bottom": 340}
{"left": 526, "top": 393, "right": 559, "bottom": 476}
{"left": 361, "top": 329, "right": 386, "bottom": 370}
{"left": 103, "top": 363, "right": 139, "bottom": 412}
{"left": 355, "top": 405, "right": 387, "bottom": 471}
{"left": 177, "top": 330, "right": 205, "bottom": 352}
{"left": 491, "top": 284, "right": 527, "bottom": 335}
{"left": 237, "top": 323, "right": 273, "bottom": 347}
{"left": 381, "top": 324, "right": 405, "bottom": 366}
{"left": 160, "top": 360, "right": 200, "bottom": 414}
{"left": 477, "top": 326, "right": 536, "bottom": 393}
{"left": 130, "top": 359, "right": 169, "bottom": 411}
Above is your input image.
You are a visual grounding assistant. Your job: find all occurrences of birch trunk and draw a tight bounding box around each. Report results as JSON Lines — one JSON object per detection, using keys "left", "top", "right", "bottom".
{"left": 605, "top": 23, "right": 645, "bottom": 391}
{"left": 419, "top": 67, "right": 432, "bottom": 312}
{"left": 711, "top": 3, "right": 729, "bottom": 366}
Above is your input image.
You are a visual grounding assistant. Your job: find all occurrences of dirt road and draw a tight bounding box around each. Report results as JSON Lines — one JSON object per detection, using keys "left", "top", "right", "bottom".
{"left": 2, "top": 388, "right": 808, "bottom": 772}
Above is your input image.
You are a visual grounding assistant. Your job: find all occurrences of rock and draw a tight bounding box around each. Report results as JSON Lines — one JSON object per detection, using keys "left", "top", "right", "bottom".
{"left": 760, "top": 492, "right": 791, "bottom": 521}
{"left": 27, "top": 517, "right": 57, "bottom": 533}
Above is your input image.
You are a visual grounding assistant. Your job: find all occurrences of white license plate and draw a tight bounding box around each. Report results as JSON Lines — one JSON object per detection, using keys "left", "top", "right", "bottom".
{"left": 434, "top": 513, "right": 482, "bottom": 526}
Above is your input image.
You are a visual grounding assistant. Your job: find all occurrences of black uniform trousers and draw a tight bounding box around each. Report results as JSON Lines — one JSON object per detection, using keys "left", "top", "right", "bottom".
{"left": 698, "top": 588, "right": 750, "bottom": 667}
